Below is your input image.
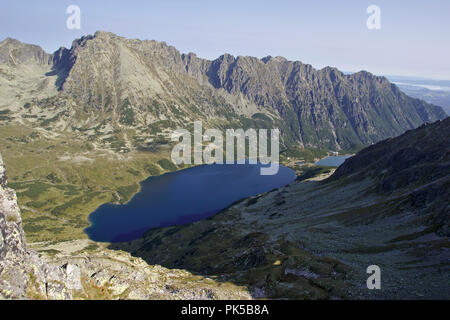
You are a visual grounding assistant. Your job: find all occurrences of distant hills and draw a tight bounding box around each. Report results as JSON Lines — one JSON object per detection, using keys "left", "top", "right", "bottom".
{"left": 384, "top": 76, "right": 450, "bottom": 116}
{"left": 0, "top": 31, "right": 447, "bottom": 152}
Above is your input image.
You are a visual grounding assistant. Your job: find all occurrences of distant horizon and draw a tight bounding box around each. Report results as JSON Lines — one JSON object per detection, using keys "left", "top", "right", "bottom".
{"left": 2, "top": 31, "right": 450, "bottom": 83}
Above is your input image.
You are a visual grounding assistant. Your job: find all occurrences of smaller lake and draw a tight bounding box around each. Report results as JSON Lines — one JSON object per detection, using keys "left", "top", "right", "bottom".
{"left": 85, "top": 163, "right": 296, "bottom": 243}
{"left": 315, "top": 155, "right": 353, "bottom": 167}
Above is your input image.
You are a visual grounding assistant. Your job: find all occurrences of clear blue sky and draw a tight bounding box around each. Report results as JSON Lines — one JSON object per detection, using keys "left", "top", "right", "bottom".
{"left": 1, "top": 0, "right": 449, "bottom": 80}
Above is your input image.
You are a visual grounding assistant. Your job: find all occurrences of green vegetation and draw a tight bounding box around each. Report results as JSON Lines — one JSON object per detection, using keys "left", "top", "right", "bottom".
{"left": 146, "top": 120, "right": 176, "bottom": 135}
{"left": 127, "top": 168, "right": 140, "bottom": 176}
{"left": 281, "top": 147, "right": 328, "bottom": 163}
{"left": 157, "top": 159, "right": 177, "bottom": 172}
{"left": 339, "top": 144, "right": 365, "bottom": 155}
{"left": 119, "top": 98, "right": 135, "bottom": 125}
{"left": 16, "top": 182, "right": 52, "bottom": 199}
{"left": 51, "top": 192, "right": 101, "bottom": 216}
{"left": 251, "top": 113, "right": 272, "bottom": 122}
{"left": 117, "top": 184, "right": 139, "bottom": 204}
{"left": 0, "top": 123, "right": 177, "bottom": 243}
{"left": 144, "top": 164, "right": 161, "bottom": 176}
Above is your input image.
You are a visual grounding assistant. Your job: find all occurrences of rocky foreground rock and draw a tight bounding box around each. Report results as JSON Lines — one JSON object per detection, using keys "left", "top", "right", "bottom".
{"left": 0, "top": 153, "right": 251, "bottom": 300}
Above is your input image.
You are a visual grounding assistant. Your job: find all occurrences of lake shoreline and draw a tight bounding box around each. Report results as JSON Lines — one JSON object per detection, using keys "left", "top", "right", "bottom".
{"left": 85, "top": 162, "right": 296, "bottom": 243}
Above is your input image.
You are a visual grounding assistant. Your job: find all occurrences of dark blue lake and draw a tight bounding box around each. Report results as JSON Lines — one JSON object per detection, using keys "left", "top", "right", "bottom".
{"left": 85, "top": 163, "right": 296, "bottom": 243}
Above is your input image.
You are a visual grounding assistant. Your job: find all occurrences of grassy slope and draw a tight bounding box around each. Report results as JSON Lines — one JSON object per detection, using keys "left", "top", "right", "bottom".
{"left": 0, "top": 123, "right": 179, "bottom": 242}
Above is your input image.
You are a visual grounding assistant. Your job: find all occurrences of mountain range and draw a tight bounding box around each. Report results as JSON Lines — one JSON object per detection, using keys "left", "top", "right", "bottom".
{"left": 388, "top": 81, "right": 450, "bottom": 116}
{"left": 0, "top": 31, "right": 446, "bottom": 152}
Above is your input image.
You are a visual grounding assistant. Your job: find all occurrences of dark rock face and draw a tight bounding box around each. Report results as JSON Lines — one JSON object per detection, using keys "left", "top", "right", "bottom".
{"left": 331, "top": 118, "right": 450, "bottom": 186}
{"left": 330, "top": 118, "right": 450, "bottom": 235}
{"left": 201, "top": 57, "right": 446, "bottom": 148}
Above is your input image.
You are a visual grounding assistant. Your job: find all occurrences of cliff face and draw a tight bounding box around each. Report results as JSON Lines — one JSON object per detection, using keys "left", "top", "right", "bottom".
{"left": 0, "top": 154, "right": 251, "bottom": 300}
{"left": 0, "top": 154, "right": 74, "bottom": 299}
{"left": 202, "top": 56, "right": 446, "bottom": 147}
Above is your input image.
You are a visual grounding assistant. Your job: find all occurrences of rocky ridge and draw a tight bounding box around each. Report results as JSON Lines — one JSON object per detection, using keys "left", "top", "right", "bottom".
{"left": 0, "top": 31, "right": 446, "bottom": 151}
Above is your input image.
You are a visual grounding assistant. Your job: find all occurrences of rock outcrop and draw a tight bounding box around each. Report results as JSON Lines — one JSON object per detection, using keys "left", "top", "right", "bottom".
{"left": 0, "top": 154, "right": 251, "bottom": 300}
{"left": 0, "top": 153, "right": 74, "bottom": 299}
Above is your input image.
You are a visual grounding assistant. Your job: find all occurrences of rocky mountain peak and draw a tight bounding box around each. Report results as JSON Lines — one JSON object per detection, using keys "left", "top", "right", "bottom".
{"left": 0, "top": 31, "right": 447, "bottom": 150}
{"left": 0, "top": 37, "right": 52, "bottom": 66}
{"left": 261, "top": 55, "right": 288, "bottom": 64}
{"left": 0, "top": 37, "right": 20, "bottom": 46}
{"left": 93, "top": 30, "right": 117, "bottom": 39}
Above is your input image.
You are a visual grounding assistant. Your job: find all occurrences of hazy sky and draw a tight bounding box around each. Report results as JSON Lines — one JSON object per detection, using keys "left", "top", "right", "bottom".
{"left": 1, "top": 0, "right": 449, "bottom": 80}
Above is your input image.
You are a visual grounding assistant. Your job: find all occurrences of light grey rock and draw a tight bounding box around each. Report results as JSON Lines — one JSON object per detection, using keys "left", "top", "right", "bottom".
{"left": 0, "top": 154, "right": 73, "bottom": 300}
{"left": 64, "top": 264, "right": 82, "bottom": 291}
